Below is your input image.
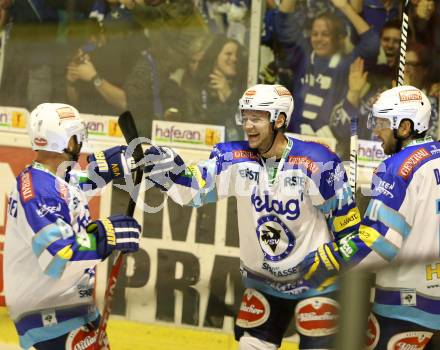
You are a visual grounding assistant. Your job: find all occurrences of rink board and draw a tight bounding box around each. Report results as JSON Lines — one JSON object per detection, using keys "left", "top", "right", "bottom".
{"left": 0, "top": 307, "right": 299, "bottom": 350}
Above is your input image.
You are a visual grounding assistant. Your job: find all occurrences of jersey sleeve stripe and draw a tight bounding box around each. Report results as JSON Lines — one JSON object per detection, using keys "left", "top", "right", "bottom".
{"left": 318, "top": 186, "right": 352, "bottom": 215}
{"left": 359, "top": 225, "right": 399, "bottom": 261}
{"left": 44, "top": 254, "right": 69, "bottom": 278}
{"left": 31, "top": 224, "right": 64, "bottom": 257}
{"left": 365, "top": 200, "right": 411, "bottom": 238}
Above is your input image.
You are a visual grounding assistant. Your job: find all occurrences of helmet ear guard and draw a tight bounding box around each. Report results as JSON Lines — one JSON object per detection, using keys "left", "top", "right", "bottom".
{"left": 237, "top": 84, "right": 294, "bottom": 128}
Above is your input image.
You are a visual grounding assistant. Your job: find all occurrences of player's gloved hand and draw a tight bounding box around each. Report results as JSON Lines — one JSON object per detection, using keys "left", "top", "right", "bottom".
{"left": 88, "top": 146, "right": 135, "bottom": 185}
{"left": 86, "top": 215, "right": 141, "bottom": 259}
{"left": 298, "top": 242, "right": 344, "bottom": 291}
{"left": 144, "top": 146, "right": 185, "bottom": 191}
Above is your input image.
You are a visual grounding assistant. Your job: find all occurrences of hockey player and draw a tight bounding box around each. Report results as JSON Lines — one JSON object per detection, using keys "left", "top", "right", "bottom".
{"left": 142, "top": 84, "right": 361, "bottom": 349}
{"left": 299, "top": 86, "right": 440, "bottom": 348}
{"left": 4, "top": 103, "right": 141, "bottom": 350}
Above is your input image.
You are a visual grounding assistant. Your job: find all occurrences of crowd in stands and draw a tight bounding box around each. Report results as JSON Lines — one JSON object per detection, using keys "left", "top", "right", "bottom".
{"left": 0, "top": 0, "right": 438, "bottom": 152}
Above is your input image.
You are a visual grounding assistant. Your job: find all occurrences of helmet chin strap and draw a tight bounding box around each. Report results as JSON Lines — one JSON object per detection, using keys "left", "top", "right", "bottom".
{"left": 260, "top": 122, "right": 279, "bottom": 156}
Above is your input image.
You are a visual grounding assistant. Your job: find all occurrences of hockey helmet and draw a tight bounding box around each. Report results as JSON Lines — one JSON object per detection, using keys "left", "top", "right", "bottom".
{"left": 236, "top": 84, "right": 294, "bottom": 128}
{"left": 368, "top": 85, "right": 431, "bottom": 133}
{"left": 28, "top": 103, "right": 87, "bottom": 153}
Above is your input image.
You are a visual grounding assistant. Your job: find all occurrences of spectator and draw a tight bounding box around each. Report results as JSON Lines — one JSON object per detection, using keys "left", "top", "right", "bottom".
{"left": 275, "top": 0, "right": 380, "bottom": 139}
{"left": 67, "top": 8, "right": 168, "bottom": 137}
{"left": 0, "top": 0, "right": 61, "bottom": 109}
{"left": 365, "top": 18, "right": 400, "bottom": 99}
{"left": 181, "top": 34, "right": 214, "bottom": 94}
{"left": 332, "top": 41, "right": 440, "bottom": 160}
{"left": 403, "top": 42, "right": 439, "bottom": 138}
{"left": 159, "top": 33, "right": 214, "bottom": 122}
{"left": 65, "top": 13, "right": 144, "bottom": 116}
{"left": 350, "top": 0, "right": 399, "bottom": 33}
{"left": 376, "top": 18, "right": 400, "bottom": 69}
{"left": 183, "top": 34, "right": 247, "bottom": 140}
{"left": 330, "top": 57, "right": 383, "bottom": 159}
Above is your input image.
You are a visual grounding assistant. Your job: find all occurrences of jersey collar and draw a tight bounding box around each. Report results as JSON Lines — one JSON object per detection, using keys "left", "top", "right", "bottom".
{"left": 403, "top": 136, "right": 433, "bottom": 149}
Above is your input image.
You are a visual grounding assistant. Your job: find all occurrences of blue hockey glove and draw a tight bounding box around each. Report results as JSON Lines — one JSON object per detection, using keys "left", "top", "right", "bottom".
{"left": 88, "top": 146, "right": 134, "bottom": 185}
{"left": 299, "top": 242, "right": 344, "bottom": 291}
{"left": 86, "top": 215, "right": 141, "bottom": 259}
{"left": 144, "top": 146, "right": 185, "bottom": 191}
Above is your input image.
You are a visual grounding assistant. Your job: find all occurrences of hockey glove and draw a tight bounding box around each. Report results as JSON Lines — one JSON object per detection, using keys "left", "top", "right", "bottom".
{"left": 86, "top": 215, "right": 141, "bottom": 259}
{"left": 299, "top": 242, "right": 344, "bottom": 291}
{"left": 144, "top": 146, "right": 185, "bottom": 191}
{"left": 88, "top": 146, "right": 135, "bottom": 186}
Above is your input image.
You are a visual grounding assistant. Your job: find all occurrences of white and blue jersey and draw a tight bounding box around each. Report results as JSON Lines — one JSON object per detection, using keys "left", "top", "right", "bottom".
{"left": 165, "top": 136, "right": 360, "bottom": 299}
{"left": 339, "top": 137, "right": 440, "bottom": 329}
{"left": 4, "top": 163, "right": 102, "bottom": 349}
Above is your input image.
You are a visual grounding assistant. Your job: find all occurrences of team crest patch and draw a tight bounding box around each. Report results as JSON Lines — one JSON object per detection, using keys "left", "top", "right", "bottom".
{"left": 365, "top": 313, "right": 380, "bottom": 350}
{"left": 236, "top": 289, "right": 270, "bottom": 328}
{"left": 387, "top": 331, "right": 433, "bottom": 350}
{"left": 295, "top": 297, "right": 339, "bottom": 336}
{"left": 256, "top": 215, "right": 295, "bottom": 261}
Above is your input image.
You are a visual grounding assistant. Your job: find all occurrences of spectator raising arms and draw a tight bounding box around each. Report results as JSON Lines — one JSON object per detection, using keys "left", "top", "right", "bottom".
{"left": 275, "top": 0, "right": 380, "bottom": 140}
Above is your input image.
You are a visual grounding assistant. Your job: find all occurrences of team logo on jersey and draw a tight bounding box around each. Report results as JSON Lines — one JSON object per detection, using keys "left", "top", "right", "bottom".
{"left": 387, "top": 331, "right": 433, "bottom": 350}
{"left": 36, "top": 203, "right": 62, "bottom": 217}
{"left": 374, "top": 180, "right": 395, "bottom": 198}
{"left": 239, "top": 167, "right": 260, "bottom": 181}
{"left": 398, "top": 148, "right": 430, "bottom": 179}
{"left": 288, "top": 156, "right": 319, "bottom": 174}
{"left": 236, "top": 288, "right": 270, "bottom": 328}
{"left": 256, "top": 215, "right": 295, "bottom": 261}
{"left": 251, "top": 188, "right": 301, "bottom": 220}
{"left": 400, "top": 289, "right": 417, "bottom": 306}
{"left": 295, "top": 297, "right": 339, "bottom": 337}
{"left": 365, "top": 313, "right": 380, "bottom": 350}
{"left": 326, "top": 163, "right": 345, "bottom": 186}
{"left": 20, "top": 171, "right": 35, "bottom": 202}
{"left": 233, "top": 150, "right": 259, "bottom": 160}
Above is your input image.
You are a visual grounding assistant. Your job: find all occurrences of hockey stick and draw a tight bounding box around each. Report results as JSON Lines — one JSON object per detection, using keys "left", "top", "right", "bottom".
{"left": 95, "top": 111, "right": 144, "bottom": 349}
{"left": 349, "top": 115, "right": 358, "bottom": 197}
{"left": 397, "top": 0, "right": 410, "bottom": 87}
{"left": 349, "top": 0, "right": 410, "bottom": 195}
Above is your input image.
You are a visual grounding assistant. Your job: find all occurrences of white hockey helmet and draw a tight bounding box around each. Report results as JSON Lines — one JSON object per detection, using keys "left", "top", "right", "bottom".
{"left": 28, "top": 103, "right": 87, "bottom": 153}
{"left": 368, "top": 85, "right": 431, "bottom": 133}
{"left": 236, "top": 84, "right": 294, "bottom": 128}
